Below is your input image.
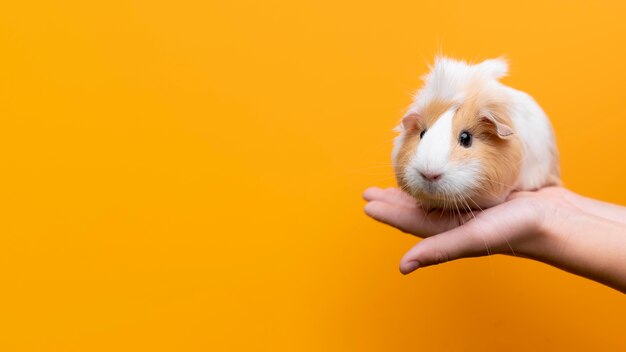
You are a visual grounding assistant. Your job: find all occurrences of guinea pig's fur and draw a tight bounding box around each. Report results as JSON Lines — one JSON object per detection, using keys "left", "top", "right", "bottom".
{"left": 392, "top": 56, "right": 560, "bottom": 210}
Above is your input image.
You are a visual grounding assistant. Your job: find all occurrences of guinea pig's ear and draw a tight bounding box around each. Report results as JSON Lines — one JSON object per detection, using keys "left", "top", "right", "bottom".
{"left": 401, "top": 113, "right": 421, "bottom": 131}
{"left": 476, "top": 57, "right": 508, "bottom": 80}
{"left": 480, "top": 111, "right": 514, "bottom": 138}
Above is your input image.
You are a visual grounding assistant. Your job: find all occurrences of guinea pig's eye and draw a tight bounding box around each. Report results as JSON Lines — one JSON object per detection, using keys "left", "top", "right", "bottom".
{"left": 419, "top": 129, "right": 427, "bottom": 139}
{"left": 459, "top": 131, "right": 473, "bottom": 148}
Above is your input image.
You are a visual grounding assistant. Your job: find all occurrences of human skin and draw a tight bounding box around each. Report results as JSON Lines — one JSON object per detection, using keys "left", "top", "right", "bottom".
{"left": 363, "top": 186, "right": 626, "bottom": 293}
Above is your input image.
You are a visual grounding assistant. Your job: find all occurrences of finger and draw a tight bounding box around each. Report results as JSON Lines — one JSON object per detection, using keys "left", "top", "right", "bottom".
{"left": 363, "top": 187, "right": 418, "bottom": 208}
{"left": 362, "top": 187, "right": 383, "bottom": 201}
{"left": 386, "top": 188, "right": 420, "bottom": 208}
{"left": 364, "top": 200, "right": 450, "bottom": 237}
{"left": 399, "top": 221, "right": 498, "bottom": 274}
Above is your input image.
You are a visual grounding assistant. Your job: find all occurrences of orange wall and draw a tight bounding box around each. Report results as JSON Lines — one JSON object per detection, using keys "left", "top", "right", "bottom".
{"left": 1, "top": 0, "right": 625, "bottom": 351}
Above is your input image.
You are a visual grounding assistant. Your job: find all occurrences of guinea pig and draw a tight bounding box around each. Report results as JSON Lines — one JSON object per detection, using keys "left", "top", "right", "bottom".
{"left": 392, "top": 56, "right": 560, "bottom": 210}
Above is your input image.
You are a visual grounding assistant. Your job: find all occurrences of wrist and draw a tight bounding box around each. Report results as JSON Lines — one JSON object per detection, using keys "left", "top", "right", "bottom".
{"left": 515, "top": 202, "right": 565, "bottom": 263}
{"left": 531, "top": 210, "right": 566, "bottom": 263}
{"left": 527, "top": 205, "right": 598, "bottom": 272}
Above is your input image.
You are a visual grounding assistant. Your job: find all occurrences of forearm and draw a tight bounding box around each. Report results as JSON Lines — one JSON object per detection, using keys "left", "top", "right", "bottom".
{"left": 569, "top": 192, "right": 626, "bottom": 225}
{"left": 534, "top": 212, "right": 626, "bottom": 293}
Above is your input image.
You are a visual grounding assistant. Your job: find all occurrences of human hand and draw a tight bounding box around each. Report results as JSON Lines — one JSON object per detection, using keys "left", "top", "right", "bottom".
{"left": 363, "top": 186, "right": 591, "bottom": 275}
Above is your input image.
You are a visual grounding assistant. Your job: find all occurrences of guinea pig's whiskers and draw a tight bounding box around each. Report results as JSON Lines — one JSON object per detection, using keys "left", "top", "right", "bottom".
{"left": 345, "top": 164, "right": 396, "bottom": 176}
{"left": 370, "top": 175, "right": 399, "bottom": 182}
{"left": 457, "top": 196, "right": 492, "bottom": 257}
{"left": 443, "top": 189, "right": 455, "bottom": 222}
{"left": 351, "top": 164, "right": 395, "bottom": 170}
{"left": 449, "top": 194, "right": 458, "bottom": 224}
{"left": 455, "top": 195, "right": 466, "bottom": 227}
{"left": 466, "top": 195, "right": 517, "bottom": 257}
{"left": 436, "top": 190, "right": 447, "bottom": 220}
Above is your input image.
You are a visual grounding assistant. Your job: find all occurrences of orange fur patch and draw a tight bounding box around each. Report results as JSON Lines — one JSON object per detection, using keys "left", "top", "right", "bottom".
{"left": 451, "top": 94, "right": 523, "bottom": 205}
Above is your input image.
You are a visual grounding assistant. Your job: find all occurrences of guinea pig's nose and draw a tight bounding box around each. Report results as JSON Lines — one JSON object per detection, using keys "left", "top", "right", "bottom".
{"left": 420, "top": 171, "right": 443, "bottom": 182}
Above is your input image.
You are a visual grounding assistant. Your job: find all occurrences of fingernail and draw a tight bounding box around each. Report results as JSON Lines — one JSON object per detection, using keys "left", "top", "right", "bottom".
{"left": 401, "top": 261, "right": 420, "bottom": 275}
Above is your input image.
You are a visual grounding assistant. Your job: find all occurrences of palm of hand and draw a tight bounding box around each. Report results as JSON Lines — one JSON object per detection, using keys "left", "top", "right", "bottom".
{"left": 363, "top": 186, "right": 582, "bottom": 274}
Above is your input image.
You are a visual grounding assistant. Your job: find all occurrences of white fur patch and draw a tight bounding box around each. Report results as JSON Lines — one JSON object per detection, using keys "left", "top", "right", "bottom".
{"left": 413, "top": 108, "right": 455, "bottom": 174}
{"left": 408, "top": 56, "right": 509, "bottom": 113}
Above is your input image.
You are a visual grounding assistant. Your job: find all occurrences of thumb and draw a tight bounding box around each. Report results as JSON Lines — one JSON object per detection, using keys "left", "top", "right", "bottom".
{"left": 399, "top": 221, "right": 497, "bottom": 274}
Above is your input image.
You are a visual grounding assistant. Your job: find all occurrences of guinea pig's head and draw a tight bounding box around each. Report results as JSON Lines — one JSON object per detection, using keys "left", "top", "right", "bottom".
{"left": 392, "top": 57, "right": 523, "bottom": 210}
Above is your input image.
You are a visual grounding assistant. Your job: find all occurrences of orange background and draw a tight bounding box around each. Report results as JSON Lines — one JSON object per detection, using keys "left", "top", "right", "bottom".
{"left": 1, "top": 0, "right": 625, "bottom": 351}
